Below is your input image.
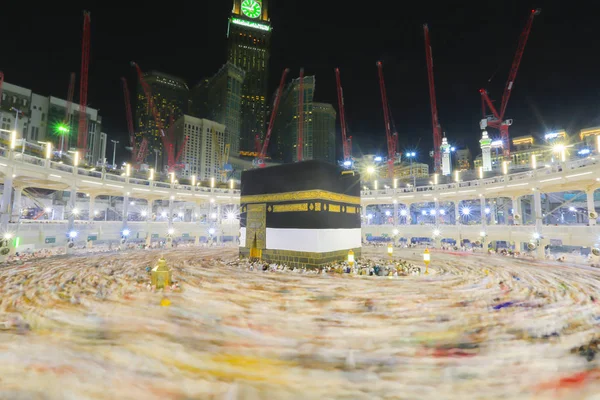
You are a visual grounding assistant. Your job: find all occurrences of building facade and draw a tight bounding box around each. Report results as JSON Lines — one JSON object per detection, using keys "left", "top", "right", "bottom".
{"left": 1, "top": 81, "right": 104, "bottom": 165}
{"left": 312, "top": 102, "right": 336, "bottom": 163}
{"left": 135, "top": 71, "right": 189, "bottom": 169}
{"left": 227, "top": 0, "right": 271, "bottom": 152}
{"left": 191, "top": 62, "right": 245, "bottom": 156}
{"left": 272, "top": 75, "right": 315, "bottom": 163}
{"left": 455, "top": 148, "right": 472, "bottom": 171}
{"left": 174, "top": 115, "right": 227, "bottom": 182}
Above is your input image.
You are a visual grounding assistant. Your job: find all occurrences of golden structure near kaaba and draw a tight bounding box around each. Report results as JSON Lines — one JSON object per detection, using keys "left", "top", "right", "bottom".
{"left": 239, "top": 161, "right": 362, "bottom": 268}
{"left": 151, "top": 257, "right": 172, "bottom": 289}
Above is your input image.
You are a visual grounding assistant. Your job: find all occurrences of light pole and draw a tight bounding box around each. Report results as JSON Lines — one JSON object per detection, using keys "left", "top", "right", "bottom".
{"left": 10, "top": 107, "right": 22, "bottom": 135}
{"left": 57, "top": 125, "right": 69, "bottom": 153}
{"left": 406, "top": 152, "right": 416, "bottom": 187}
{"left": 154, "top": 149, "right": 161, "bottom": 172}
{"left": 110, "top": 140, "right": 119, "bottom": 168}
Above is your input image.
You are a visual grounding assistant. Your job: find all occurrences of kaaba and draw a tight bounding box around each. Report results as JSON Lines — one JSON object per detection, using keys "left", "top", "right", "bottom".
{"left": 239, "top": 160, "right": 362, "bottom": 268}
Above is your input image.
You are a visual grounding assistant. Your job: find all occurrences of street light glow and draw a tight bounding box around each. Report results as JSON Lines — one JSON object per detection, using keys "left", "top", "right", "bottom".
{"left": 400, "top": 209, "right": 407, "bottom": 216}
{"left": 433, "top": 229, "right": 440, "bottom": 237}
{"left": 366, "top": 166, "right": 375, "bottom": 175}
{"left": 208, "top": 228, "right": 216, "bottom": 235}
{"left": 461, "top": 207, "right": 471, "bottom": 216}
{"left": 122, "top": 229, "right": 130, "bottom": 237}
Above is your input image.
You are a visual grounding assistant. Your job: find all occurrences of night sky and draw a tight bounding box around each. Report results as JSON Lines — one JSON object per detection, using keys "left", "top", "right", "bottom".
{"left": 1, "top": 1, "right": 598, "bottom": 164}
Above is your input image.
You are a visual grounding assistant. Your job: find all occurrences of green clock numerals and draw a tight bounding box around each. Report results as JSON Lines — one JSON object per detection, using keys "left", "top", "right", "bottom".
{"left": 241, "top": 0, "right": 261, "bottom": 19}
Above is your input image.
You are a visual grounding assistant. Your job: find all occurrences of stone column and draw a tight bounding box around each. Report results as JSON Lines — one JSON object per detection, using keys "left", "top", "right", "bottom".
{"left": 480, "top": 195, "right": 487, "bottom": 230}
{"left": 66, "top": 187, "right": 77, "bottom": 253}
{"left": 122, "top": 194, "right": 129, "bottom": 228}
{"left": 533, "top": 188, "right": 545, "bottom": 258}
{"left": 512, "top": 196, "right": 522, "bottom": 225}
{"left": 145, "top": 199, "right": 154, "bottom": 246}
{"left": 393, "top": 200, "right": 399, "bottom": 227}
{"left": 216, "top": 204, "right": 222, "bottom": 244}
{"left": 587, "top": 190, "right": 597, "bottom": 226}
{"left": 0, "top": 175, "right": 14, "bottom": 231}
{"left": 454, "top": 202, "right": 460, "bottom": 226}
{"left": 11, "top": 187, "right": 22, "bottom": 223}
{"left": 167, "top": 197, "right": 175, "bottom": 248}
{"left": 88, "top": 195, "right": 96, "bottom": 222}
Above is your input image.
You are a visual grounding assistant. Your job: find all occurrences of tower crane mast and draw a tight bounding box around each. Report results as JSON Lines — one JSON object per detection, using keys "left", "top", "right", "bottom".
{"left": 297, "top": 68, "right": 304, "bottom": 162}
{"left": 423, "top": 24, "right": 443, "bottom": 173}
{"left": 77, "top": 11, "right": 91, "bottom": 155}
{"left": 121, "top": 77, "right": 148, "bottom": 165}
{"left": 376, "top": 61, "right": 398, "bottom": 178}
{"left": 256, "top": 68, "right": 289, "bottom": 168}
{"left": 335, "top": 68, "right": 352, "bottom": 164}
{"left": 479, "top": 8, "right": 541, "bottom": 159}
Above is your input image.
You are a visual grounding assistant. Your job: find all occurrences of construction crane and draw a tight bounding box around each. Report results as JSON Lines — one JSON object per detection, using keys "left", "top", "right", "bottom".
{"left": 479, "top": 8, "right": 541, "bottom": 159}
{"left": 297, "top": 68, "right": 304, "bottom": 162}
{"left": 77, "top": 11, "right": 91, "bottom": 156}
{"left": 121, "top": 77, "right": 148, "bottom": 165}
{"left": 335, "top": 68, "right": 352, "bottom": 166}
{"left": 256, "top": 68, "right": 290, "bottom": 168}
{"left": 212, "top": 131, "right": 230, "bottom": 181}
{"left": 131, "top": 62, "right": 187, "bottom": 172}
{"left": 423, "top": 24, "right": 443, "bottom": 174}
{"left": 376, "top": 61, "right": 398, "bottom": 179}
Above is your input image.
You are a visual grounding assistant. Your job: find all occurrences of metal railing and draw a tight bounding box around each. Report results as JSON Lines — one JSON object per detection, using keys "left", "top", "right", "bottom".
{"left": 361, "top": 157, "right": 599, "bottom": 198}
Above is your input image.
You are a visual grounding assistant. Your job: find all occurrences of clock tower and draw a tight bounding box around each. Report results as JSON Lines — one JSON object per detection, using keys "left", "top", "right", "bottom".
{"left": 228, "top": 0, "right": 271, "bottom": 153}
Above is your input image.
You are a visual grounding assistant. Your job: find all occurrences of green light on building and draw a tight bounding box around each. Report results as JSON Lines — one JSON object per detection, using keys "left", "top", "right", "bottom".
{"left": 53, "top": 123, "right": 70, "bottom": 135}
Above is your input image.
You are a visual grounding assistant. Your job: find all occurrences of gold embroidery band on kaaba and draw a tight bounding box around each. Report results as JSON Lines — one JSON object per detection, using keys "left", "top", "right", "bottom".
{"left": 241, "top": 190, "right": 360, "bottom": 205}
{"left": 272, "top": 203, "right": 309, "bottom": 213}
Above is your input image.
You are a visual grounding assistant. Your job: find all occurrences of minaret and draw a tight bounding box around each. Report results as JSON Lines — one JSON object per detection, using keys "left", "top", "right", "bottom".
{"left": 441, "top": 136, "right": 451, "bottom": 176}
{"left": 480, "top": 130, "right": 492, "bottom": 172}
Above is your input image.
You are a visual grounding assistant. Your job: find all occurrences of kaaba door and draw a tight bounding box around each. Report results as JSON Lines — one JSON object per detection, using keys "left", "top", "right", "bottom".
{"left": 246, "top": 203, "right": 266, "bottom": 252}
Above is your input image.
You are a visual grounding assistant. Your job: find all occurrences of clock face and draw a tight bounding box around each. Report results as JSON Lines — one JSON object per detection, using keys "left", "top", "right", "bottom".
{"left": 241, "top": 0, "right": 261, "bottom": 19}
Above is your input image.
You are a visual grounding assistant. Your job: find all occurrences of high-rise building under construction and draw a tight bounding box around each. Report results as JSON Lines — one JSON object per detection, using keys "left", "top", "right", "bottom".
{"left": 135, "top": 71, "right": 189, "bottom": 170}
{"left": 227, "top": 0, "right": 271, "bottom": 153}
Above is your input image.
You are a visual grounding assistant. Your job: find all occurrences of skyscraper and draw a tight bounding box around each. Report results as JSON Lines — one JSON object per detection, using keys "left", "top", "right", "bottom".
{"left": 135, "top": 71, "right": 189, "bottom": 170}
{"left": 191, "top": 62, "right": 245, "bottom": 156}
{"left": 227, "top": 0, "right": 271, "bottom": 153}
{"left": 312, "top": 103, "right": 337, "bottom": 164}
{"left": 272, "top": 75, "right": 316, "bottom": 163}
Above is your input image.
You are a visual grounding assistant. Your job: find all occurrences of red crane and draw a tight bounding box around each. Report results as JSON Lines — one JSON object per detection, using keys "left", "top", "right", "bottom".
{"left": 121, "top": 77, "right": 148, "bottom": 165}
{"left": 254, "top": 134, "right": 261, "bottom": 155}
{"left": 77, "top": 11, "right": 91, "bottom": 156}
{"left": 297, "top": 68, "right": 305, "bottom": 162}
{"left": 376, "top": 61, "right": 398, "bottom": 178}
{"left": 131, "top": 62, "right": 187, "bottom": 172}
{"left": 479, "top": 8, "right": 541, "bottom": 159}
{"left": 423, "top": 24, "right": 443, "bottom": 174}
{"left": 256, "top": 68, "right": 290, "bottom": 168}
{"left": 335, "top": 68, "right": 352, "bottom": 165}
